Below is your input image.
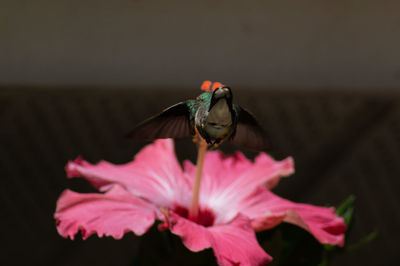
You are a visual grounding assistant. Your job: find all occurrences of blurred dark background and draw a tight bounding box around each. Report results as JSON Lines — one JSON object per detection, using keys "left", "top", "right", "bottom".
{"left": 1, "top": 1, "right": 399, "bottom": 266}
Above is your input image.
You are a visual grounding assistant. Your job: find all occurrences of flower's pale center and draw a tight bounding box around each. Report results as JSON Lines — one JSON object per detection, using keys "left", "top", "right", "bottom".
{"left": 174, "top": 205, "right": 215, "bottom": 227}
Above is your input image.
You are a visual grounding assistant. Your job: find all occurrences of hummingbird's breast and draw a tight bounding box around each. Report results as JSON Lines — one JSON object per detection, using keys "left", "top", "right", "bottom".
{"left": 206, "top": 99, "right": 232, "bottom": 126}
{"left": 195, "top": 98, "right": 233, "bottom": 143}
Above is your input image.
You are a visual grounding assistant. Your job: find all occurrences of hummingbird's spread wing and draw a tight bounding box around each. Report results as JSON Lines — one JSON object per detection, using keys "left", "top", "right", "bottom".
{"left": 230, "top": 106, "right": 269, "bottom": 151}
{"left": 126, "top": 102, "right": 193, "bottom": 141}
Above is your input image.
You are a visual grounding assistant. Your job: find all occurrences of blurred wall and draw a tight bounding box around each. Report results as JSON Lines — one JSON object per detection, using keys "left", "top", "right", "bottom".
{"left": 1, "top": 0, "right": 400, "bottom": 89}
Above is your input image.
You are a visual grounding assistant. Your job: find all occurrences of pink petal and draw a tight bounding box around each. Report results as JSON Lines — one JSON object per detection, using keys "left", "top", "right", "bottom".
{"left": 208, "top": 215, "right": 272, "bottom": 266}
{"left": 168, "top": 211, "right": 211, "bottom": 252}
{"left": 251, "top": 213, "right": 287, "bottom": 231}
{"left": 54, "top": 185, "right": 156, "bottom": 239}
{"left": 183, "top": 151, "right": 294, "bottom": 223}
{"left": 283, "top": 207, "right": 346, "bottom": 247}
{"left": 65, "top": 139, "right": 191, "bottom": 207}
{"left": 240, "top": 187, "right": 346, "bottom": 246}
{"left": 169, "top": 212, "right": 272, "bottom": 266}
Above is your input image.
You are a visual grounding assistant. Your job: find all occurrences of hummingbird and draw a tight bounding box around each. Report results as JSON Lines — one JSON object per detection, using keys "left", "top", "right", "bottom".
{"left": 127, "top": 81, "right": 269, "bottom": 151}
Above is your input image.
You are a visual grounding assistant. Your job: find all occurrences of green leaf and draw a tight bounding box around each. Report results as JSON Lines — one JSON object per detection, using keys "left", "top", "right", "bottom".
{"left": 323, "top": 244, "right": 336, "bottom": 252}
{"left": 347, "top": 230, "right": 379, "bottom": 252}
{"left": 335, "top": 195, "right": 356, "bottom": 226}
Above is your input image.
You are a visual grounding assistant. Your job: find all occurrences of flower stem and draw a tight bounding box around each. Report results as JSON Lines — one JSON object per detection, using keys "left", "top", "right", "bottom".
{"left": 189, "top": 137, "right": 208, "bottom": 221}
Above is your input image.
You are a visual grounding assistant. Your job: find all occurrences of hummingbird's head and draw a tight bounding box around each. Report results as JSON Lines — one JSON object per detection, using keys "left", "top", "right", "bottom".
{"left": 209, "top": 86, "right": 233, "bottom": 111}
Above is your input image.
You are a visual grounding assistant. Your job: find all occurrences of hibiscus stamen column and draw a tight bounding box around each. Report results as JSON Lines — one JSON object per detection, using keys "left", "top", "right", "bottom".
{"left": 189, "top": 137, "right": 208, "bottom": 221}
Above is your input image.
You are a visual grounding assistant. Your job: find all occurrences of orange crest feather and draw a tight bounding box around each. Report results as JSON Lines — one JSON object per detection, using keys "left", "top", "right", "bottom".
{"left": 200, "top": 80, "right": 224, "bottom": 92}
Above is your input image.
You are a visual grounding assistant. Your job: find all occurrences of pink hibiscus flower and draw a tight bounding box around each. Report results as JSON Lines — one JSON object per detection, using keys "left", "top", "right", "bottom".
{"left": 54, "top": 139, "right": 346, "bottom": 266}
